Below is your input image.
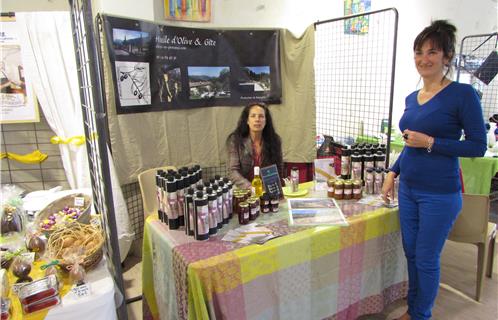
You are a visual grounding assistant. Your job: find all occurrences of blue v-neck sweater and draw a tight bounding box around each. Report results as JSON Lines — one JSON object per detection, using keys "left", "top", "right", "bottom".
{"left": 391, "top": 82, "right": 486, "bottom": 193}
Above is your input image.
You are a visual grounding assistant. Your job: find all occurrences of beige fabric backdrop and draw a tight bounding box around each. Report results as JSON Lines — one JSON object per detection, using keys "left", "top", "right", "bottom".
{"left": 103, "top": 26, "right": 316, "bottom": 184}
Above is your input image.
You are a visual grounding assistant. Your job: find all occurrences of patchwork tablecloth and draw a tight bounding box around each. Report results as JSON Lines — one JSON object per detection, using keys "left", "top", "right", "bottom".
{"left": 143, "top": 195, "right": 407, "bottom": 320}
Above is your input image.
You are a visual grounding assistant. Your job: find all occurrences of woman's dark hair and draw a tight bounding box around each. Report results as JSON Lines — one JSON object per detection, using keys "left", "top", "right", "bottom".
{"left": 227, "top": 102, "right": 282, "bottom": 166}
{"left": 413, "top": 20, "right": 457, "bottom": 79}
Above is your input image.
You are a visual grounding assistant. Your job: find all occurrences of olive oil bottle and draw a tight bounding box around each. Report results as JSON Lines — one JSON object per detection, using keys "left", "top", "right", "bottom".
{"left": 251, "top": 166, "right": 263, "bottom": 197}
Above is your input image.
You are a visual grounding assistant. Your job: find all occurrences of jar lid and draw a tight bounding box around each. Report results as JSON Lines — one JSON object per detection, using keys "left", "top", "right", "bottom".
{"left": 352, "top": 179, "right": 362, "bottom": 186}
{"left": 344, "top": 180, "right": 353, "bottom": 186}
{"left": 334, "top": 180, "right": 344, "bottom": 186}
{"left": 239, "top": 202, "right": 249, "bottom": 208}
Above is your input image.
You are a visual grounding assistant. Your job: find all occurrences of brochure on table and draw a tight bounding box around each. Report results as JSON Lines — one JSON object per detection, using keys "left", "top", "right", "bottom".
{"left": 288, "top": 198, "right": 348, "bottom": 226}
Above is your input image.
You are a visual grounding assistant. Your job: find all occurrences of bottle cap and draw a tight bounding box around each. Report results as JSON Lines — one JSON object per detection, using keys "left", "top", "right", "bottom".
{"left": 254, "top": 166, "right": 260, "bottom": 175}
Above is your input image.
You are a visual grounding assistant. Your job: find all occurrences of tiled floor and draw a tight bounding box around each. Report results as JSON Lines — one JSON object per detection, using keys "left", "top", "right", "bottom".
{"left": 122, "top": 237, "right": 498, "bottom": 320}
{"left": 123, "top": 243, "right": 143, "bottom": 320}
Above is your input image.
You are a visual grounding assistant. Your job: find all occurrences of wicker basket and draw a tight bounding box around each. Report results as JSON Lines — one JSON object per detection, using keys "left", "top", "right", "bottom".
{"left": 46, "top": 222, "right": 104, "bottom": 272}
{"left": 35, "top": 193, "right": 92, "bottom": 234}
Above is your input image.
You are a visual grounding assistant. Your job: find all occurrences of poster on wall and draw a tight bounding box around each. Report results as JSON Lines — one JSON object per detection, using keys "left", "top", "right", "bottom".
{"left": 344, "top": 0, "right": 371, "bottom": 35}
{"left": 103, "top": 15, "right": 281, "bottom": 114}
{"left": 0, "top": 17, "right": 39, "bottom": 123}
{"left": 164, "top": 0, "right": 211, "bottom": 22}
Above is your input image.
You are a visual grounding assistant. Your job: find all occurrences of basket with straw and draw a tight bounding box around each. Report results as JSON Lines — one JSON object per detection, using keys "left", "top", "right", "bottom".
{"left": 46, "top": 222, "right": 104, "bottom": 271}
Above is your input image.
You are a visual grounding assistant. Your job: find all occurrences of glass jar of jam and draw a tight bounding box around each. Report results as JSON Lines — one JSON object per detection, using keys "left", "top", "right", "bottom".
{"left": 353, "top": 179, "right": 363, "bottom": 200}
{"left": 270, "top": 195, "right": 279, "bottom": 213}
{"left": 238, "top": 202, "right": 249, "bottom": 225}
{"left": 327, "top": 178, "right": 336, "bottom": 198}
{"left": 234, "top": 195, "right": 244, "bottom": 216}
{"left": 334, "top": 180, "right": 344, "bottom": 200}
{"left": 252, "top": 196, "right": 260, "bottom": 218}
{"left": 260, "top": 193, "right": 270, "bottom": 214}
{"left": 247, "top": 198, "right": 257, "bottom": 220}
{"left": 343, "top": 180, "right": 353, "bottom": 200}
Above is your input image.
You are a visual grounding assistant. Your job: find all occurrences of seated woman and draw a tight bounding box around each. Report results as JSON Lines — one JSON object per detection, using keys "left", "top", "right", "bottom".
{"left": 226, "top": 102, "right": 283, "bottom": 188}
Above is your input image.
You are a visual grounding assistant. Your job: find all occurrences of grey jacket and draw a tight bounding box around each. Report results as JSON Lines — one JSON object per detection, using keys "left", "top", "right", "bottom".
{"left": 226, "top": 136, "right": 283, "bottom": 188}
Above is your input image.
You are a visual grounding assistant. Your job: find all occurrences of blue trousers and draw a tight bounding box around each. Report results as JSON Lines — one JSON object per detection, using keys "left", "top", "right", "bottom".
{"left": 398, "top": 182, "right": 462, "bottom": 320}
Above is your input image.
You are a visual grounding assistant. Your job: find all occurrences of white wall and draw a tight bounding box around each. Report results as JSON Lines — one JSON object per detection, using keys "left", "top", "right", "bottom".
{"left": 4, "top": 0, "right": 498, "bottom": 125}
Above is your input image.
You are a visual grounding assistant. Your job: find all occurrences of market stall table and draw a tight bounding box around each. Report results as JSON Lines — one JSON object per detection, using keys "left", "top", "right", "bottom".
{"left": 4, "top": 258, "right": 117, "bottom": 320}
{"left": 142, "top": 184, "right": 408, "bottom": 320}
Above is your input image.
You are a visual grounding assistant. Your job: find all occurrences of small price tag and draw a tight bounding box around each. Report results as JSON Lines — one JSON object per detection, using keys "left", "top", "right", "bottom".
{"left": 20, "top": 252, "right": 35, "bottom": 264}
{"left": 74, "top": 197, "right": 85, "bottom": 207}
{"left": 71, "top": 283, "right": 91, "bottom": 298}
{"left": 11, "top": 283, "right": 25, "bottom": 295}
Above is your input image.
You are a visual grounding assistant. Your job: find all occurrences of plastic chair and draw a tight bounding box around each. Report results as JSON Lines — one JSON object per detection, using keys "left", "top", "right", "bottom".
{"left": 138, "top": 166, "right": 176, "bottom": 218}
{"left": 447, "top": 194, "right": 497, "bottom": 301}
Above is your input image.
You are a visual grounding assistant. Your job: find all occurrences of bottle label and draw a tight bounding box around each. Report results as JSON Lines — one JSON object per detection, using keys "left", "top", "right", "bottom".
{"left": 188, "top": 203, "right": 195, "bottom": 233}
{"left": 167, "top": 192, "right": 178, "bottom": 218}
{"left": 157, "top": 187, "right": 163, "bottom": 212}
{"left": 208, "top": 200, "right": 218, "bottom": 228}
{"left": 223, "top": 199, "right": 229, "bottom": 219}
{"left": 217, "top": 196, "right": 223, "bottom": 220}
{"left": 197, "top": 205, "right": 209, "bottom": 234}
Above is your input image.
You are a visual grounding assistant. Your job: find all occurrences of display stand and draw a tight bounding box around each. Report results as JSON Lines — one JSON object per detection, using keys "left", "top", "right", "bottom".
{"left": 67, "top": 0, "right": 127, "bottom": 319}
{"left": 314, "top": 8, "right": 399, "bottom": 163}
{"left": 456, "top": 32, "right": 498, "bottom": 198}
{"left": 456, "top": 32, "right": 498, "bottom": 123}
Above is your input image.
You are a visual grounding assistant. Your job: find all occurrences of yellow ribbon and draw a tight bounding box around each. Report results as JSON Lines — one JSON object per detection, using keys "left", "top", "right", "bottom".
{"left": 50, "top": 135, "right": 86, "bottom": 146}
{"left": 0, "top": 150, "right": 48, "bottom": 164}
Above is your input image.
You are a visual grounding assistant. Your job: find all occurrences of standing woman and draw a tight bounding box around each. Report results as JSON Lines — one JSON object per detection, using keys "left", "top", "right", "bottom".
{"left": 226, "top": 102, "right": 283, "bottom": 188}
{"left": 382, "top": 20, "right": 486, "bottom": 320}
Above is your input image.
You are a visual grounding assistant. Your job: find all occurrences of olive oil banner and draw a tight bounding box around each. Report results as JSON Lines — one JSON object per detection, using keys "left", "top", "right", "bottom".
{"left": 103, "top": 15, "right": 281, "bottom": 114}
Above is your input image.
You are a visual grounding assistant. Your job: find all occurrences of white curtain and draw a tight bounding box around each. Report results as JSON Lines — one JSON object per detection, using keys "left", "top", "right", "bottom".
{"left": 16, "top": 12, "right": 133, "bottom": 261}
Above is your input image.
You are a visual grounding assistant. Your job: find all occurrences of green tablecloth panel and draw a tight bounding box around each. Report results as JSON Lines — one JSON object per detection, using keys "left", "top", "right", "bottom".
{"left": 460, "top": 157, "right": 498, "bottom": 195}
{"left": 355, "top": 136, "right": 498, "bottom": 195}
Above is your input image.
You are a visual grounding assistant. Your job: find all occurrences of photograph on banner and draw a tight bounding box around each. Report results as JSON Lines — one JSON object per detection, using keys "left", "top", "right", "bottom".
{"left": 164, "top": 0, "right": 211, "bottom": 22}
{"left": 0, "top": 17, "right": 39, "bottom": 123}
{"left": 343, "top": 0, "right": 371, "bottom": 35}
{"left": 103, "top": 15, "right": 281, "bottom": 114}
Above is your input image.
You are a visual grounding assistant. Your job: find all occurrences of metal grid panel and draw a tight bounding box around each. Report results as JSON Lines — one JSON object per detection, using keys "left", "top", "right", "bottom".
{"left": 456, "top": 33, "right": 498, "bottom": 122}
{"left": 122, "top": 182, "right": 144, "bottom": 240}
{"left": 314, "top": 8, "right": 398, "bottom": 156}
{"left": 68, "top": 0, "right": 127, "bottom": 318}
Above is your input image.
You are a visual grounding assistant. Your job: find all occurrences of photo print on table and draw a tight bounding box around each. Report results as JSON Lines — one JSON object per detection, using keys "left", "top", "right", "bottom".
{"left": 188, "top": 66, "right": 231, "bottom": 100}
{"left": 116, "top": 61, "right": 151, "bottom": 106}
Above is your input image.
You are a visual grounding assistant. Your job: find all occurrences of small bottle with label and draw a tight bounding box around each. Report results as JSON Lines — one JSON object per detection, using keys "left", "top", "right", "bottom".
{"left": 193, "top": 191, "right": 209, "bottom": 241}
{"left": 251, "top": 166, "right": 264, "bottom": 197}
{"left": 291, "top": 167, "right": 299, "bottom": 193}
{"left": 166, "top": 175, "right": 179, "bottom": 229}
{"left": 184, "top": 188, "right": 195, "bottom": 236}
{"left": 213, "top": 183, "right": 224, "bottom": 227}
{"left": 175, "top": 173, "right": 185, "bottom": 227}
{"left": 340, "top": 147, "right": 352, "bottom": 180}
{"left": 223, "top": 178, "right": 234, "bottom": 219}
{"left": 206, "top": 187, "right": 218, "bottom": 235}
{"left": 156, "top": 171, "right": 164, "bottom": 222}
